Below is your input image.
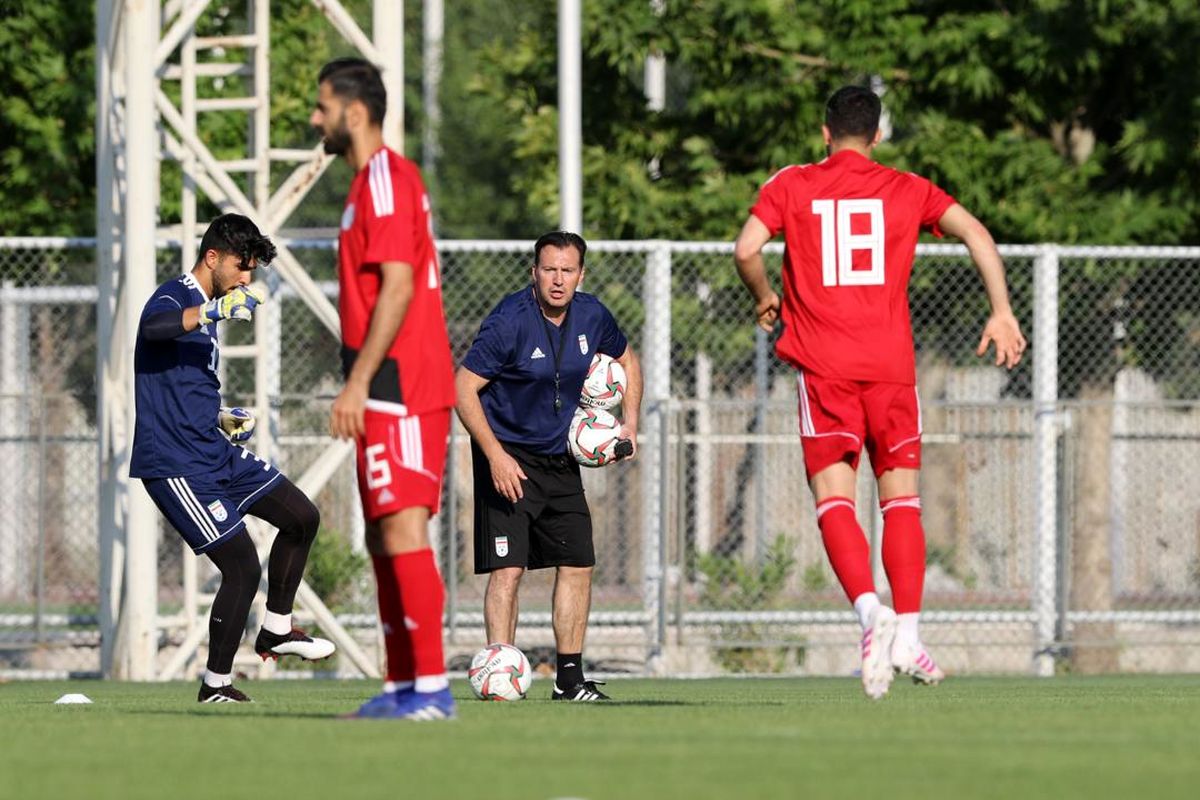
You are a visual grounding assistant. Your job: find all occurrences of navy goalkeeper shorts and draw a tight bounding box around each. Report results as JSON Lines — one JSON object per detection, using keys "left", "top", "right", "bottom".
{"left": 142, "top": 445, "right": 282, "bottom": 554}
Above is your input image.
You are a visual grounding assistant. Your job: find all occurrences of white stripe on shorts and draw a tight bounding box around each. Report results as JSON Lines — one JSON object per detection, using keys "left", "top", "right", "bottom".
{"left": 915, "top": 386, "right": 923, "bottom": 435}
{"left": 385, "top": 414, "right": 439, "bottom": 483}
{"left": 404, "top": 416, "right": 424, "bottom": 473}
{"left": 796, "top": 371, "right": 814, "bottom": 436}
{"left": 168, "top": 477, "right": 218, "bottom": 541}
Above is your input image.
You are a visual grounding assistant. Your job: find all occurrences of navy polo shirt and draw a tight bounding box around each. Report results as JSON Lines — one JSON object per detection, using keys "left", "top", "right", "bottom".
{"left": 463, "top": 288, "right": 628, "bottom": 454}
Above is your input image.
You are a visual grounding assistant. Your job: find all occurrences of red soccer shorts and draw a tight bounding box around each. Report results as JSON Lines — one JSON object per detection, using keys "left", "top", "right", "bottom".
{"left": 356, "top": 408, "right": 450, "bottom": 521}
{"left": 796, "top": 371, "right": 921, "bottom": 480}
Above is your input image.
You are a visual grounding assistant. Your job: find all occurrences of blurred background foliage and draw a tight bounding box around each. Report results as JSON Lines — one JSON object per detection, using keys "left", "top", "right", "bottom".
{"left": 1, "top": 0, "right": 1196, "bottom": 244}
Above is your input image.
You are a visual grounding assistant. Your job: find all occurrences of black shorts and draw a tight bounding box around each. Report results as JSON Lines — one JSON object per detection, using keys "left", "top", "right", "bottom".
{"left": 472, "top": 439, "right": 594, "bottom": 573}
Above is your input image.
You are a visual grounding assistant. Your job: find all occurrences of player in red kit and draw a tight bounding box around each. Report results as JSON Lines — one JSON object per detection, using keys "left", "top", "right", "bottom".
{"left": 312, "top": 58, "right": 456, "bottom": 719}
{"left": 734, "top": 86, "right": 1026, "bottom": 700}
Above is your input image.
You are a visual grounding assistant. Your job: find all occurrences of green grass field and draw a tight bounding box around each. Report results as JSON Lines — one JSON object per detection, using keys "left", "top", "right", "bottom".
{"left": 4, "top": 676, "right": 1198, "bottom": 799}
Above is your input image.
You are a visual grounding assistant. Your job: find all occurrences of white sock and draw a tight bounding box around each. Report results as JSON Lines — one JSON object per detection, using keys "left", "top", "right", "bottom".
{"left": 203, "top": 669, "right": 232, "bottom": 688}
{"left": 896, "top": 613, "right": 920, "bottom": 647}
{"left": 263, "top": 610, "right": 292, "bottom": 636}
{"left": 383, "top": 680, "right": 414, "bottom": 694}
{"left": 414, "top": 674, "right": 449, "bottom": 693}
{"left": 853, "top": 592, "right": 881, "bottom": 630}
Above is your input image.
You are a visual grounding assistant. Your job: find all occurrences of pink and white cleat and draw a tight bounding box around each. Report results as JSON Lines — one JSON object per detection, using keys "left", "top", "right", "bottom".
{"left": 891, "top": 639, "right": 945, "bottom": 685}
{"left": 860, "top": 605, "right": 898, "bottom": 700}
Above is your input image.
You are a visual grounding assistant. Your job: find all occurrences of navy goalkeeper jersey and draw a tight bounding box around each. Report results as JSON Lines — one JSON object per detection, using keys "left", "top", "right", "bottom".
{"left": 130, "top": 274, "right": 229, "bottom": 478}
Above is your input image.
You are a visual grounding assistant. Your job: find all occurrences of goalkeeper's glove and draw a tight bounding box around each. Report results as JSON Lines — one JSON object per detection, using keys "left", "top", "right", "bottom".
{"left": 199, "top": 285, "right": 265, "bottom": 325}
{"left": 218, "top": 406, "right": 256, "bottom": 443}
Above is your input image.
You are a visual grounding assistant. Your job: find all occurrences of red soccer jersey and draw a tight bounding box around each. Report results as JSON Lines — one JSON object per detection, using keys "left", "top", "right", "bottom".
{"left": 751, "top": 149, "right": 955, "bottom": 385}
{"left": 337, "top": 146, "right": 455, "bottom": 415}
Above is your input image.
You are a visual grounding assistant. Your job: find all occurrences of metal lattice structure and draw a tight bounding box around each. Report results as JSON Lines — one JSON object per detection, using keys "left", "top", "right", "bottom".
{"left": 4, "top": 238, "right": 1200, "bottom": 679}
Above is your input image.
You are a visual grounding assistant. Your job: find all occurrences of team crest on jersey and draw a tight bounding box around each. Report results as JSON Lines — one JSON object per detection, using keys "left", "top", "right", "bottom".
{"left": 495, "top": 536, "right": 509, "bottom": 557}
{"left": 207, "top": 500, "right": 228, "bottom": 523}
{"left": 341, "top": 203, "right": 356, "bottom": 231}
{"left": 577, "top": 334, "right": 589, "bottom": 355}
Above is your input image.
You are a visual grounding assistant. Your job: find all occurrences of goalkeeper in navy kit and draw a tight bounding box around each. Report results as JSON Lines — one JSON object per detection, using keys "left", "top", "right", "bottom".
{"left": 130, "top": 213, "right": 334, "bottom": 702}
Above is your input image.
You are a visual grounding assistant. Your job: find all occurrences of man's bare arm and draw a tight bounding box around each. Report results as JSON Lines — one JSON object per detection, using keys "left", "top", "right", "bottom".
{"left": 614, "top": 346, "right": 642, "bottom": 458}
{"left": 733, "top": 215, "right": 780, "bottom": 332}
{"left": 937, "top": 204, "right": 1027, "bottom": 370}
{"left": 454, "top": 366, "right": 527, "bottom": 502}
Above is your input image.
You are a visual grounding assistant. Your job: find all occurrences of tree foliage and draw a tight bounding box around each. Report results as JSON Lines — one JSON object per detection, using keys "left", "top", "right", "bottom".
{"left": 468, "top": 0, "right": 1200, "bottom": 244}
{"left": 0, "top": 1, "right": 96, "bottom": 235}
{"left": 4, "top": 1, "right": 1194, "bottom": 245}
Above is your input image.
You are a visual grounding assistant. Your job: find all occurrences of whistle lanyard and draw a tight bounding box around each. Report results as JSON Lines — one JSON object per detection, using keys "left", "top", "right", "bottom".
{"left": 539, "top": 306, "right": 571, "bottom": 413}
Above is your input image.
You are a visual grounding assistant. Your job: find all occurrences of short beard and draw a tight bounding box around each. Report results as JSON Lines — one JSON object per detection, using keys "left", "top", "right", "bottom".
{"left": 321, "top": 126, "right": 352, "bottom": 156}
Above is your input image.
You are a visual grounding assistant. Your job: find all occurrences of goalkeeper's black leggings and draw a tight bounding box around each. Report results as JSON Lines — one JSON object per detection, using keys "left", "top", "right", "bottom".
{"left": 203, "top": 478, "right": 320, "bottom": 674}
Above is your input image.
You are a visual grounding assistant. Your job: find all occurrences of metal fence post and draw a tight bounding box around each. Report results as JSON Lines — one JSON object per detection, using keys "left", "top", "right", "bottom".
{"left": 1, "top": 280, "right": 33, "bottom": 602}
{"left": 753, "top": 326, "right": 768, "bottom": 561}
{"left": 1032, "top": 245, "right": 1060, "bottom": 676}
{"left": 641, "top": 243, "right": 671, "bottom": 670}
{"left": 36, "top": 392, "right": 47, "bottom": 643}
{"left": 445, "top": 425, "right": 459, "bottom": 640}
{"left": 657, "top": 399, "right": 671, "bottom": 654}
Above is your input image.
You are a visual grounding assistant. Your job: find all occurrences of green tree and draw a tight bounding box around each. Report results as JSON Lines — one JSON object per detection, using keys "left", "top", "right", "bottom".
{"left": 0, "top": 0, "right": 96, "bottom": 236}
{"left": 467, "top": 0, "right": 1199, "bottom": 245}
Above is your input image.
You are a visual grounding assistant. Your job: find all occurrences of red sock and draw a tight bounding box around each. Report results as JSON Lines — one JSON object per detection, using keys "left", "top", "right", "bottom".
{"left": 391, "top": 548, "right": 447, "bottom": 679}
{"left": 880, "top": 496, "right": 925, "bottom": 614}
{"left": 371, "top": 554, "right": 414, "bottom": 683}
{"left": 816, "top": 497, "right": 875, "bottom": 604}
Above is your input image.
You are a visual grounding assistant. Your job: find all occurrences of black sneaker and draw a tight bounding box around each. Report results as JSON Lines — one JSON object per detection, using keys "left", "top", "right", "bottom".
{"left": 253, "top": 627, "right": 336, "bottom": 661}
{"left": 551, "top": 679, "right": 610, "bottom": 701}
{"left": 197, "top": 683, "right": 252, "bottom": 703}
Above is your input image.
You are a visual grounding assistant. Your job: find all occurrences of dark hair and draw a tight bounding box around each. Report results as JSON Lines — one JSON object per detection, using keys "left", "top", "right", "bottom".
{"left": 533, "top": 231, "right": 587, "bottom": 267}
{"left": 318, "top": 57, "right": 387, "bottom": 125}
{"left": 197, "top": 214, "right": 276, "bottom": 267}
{"left": 825, "top": 85, "right": 881, "bottom": 142}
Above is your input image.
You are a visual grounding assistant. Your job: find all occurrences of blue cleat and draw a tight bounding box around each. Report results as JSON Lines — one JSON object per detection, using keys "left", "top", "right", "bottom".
{"left": 391, "top": 687, "right": 457, "bottom": 721}
{"left": 343, "top": 688, "right": 412, "bottom": 719}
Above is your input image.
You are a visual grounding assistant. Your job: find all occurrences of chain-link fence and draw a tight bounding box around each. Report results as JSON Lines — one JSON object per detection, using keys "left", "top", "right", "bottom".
{"left": 1, "top": 242, "right": 102, "bottom": 677}
{"left": 2, "top": 238, "right": 1198, "bottom": 679}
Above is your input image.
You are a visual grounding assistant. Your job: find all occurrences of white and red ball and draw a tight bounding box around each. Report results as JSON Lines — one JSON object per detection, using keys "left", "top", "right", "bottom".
{"left": 468, "top": 643, "right": 533, "bottom": 701}
{"left": 579, "top": 354, "right": 626, "bottom": 411}
{"left": 568, "top": 407, "right": 623, "bottom": 467}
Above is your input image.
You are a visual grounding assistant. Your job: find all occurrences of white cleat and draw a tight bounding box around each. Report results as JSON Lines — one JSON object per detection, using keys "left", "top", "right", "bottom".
{"left": 860, "top": 606, "right": 898, "bottom": 700}
{"left": 891, "top": 640, "right": 945, "bottom": 685}
{"left": 254, "top": 627, "right": 336, "bottom": 661}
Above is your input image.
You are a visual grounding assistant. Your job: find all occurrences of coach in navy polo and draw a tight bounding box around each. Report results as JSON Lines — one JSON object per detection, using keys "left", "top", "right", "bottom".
{"left": 455, "top": 230, "right": 643, "bottom": 702}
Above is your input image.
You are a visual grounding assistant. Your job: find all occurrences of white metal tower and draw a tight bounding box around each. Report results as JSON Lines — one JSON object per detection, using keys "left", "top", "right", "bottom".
{"left": 95, "top": 0, "right": 404, "bottom": 680}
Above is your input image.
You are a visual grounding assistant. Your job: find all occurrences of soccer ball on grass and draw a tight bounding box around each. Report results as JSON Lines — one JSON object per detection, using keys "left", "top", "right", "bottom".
{"left": 468, "top": 643, "right": 533, "bottom": 701}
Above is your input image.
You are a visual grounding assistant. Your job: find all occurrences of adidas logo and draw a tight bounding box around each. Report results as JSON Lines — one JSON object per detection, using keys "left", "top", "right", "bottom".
{"left": 531, "top": 347, "right": 546, "bottom": 359}
{"left": 404, "top": 616, "right": 418, "bottom": 631}
{"left": 378, "top": 488, "right": 395, "bottom": 504}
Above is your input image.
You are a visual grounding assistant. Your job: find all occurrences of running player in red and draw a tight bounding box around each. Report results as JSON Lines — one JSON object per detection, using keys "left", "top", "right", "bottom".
{"left": 734, "top": 86, "right": 1026, "bottom": 700}
{"left": 311, "top": 58, "right": 457, "bottom": 720}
